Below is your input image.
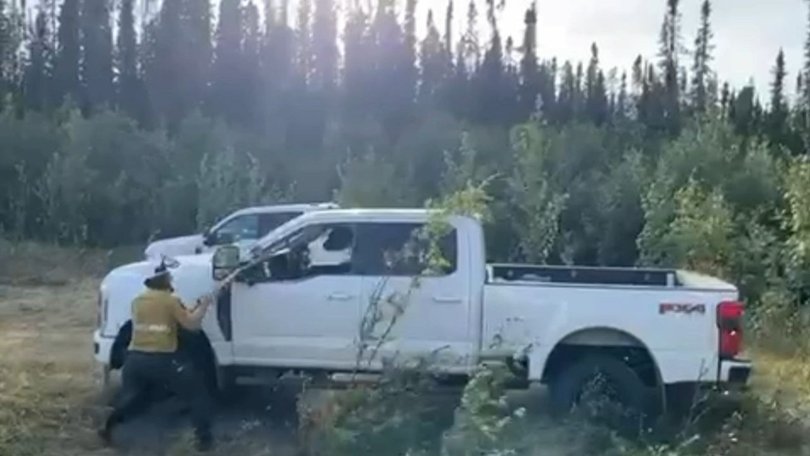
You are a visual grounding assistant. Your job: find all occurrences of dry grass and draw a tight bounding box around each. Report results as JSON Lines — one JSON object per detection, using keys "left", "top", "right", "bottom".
{"left": 2, "top": 240, "right": 810, "bottom": 456}
{"left": 0, "top": 279, "right": 112, "bottom": 456}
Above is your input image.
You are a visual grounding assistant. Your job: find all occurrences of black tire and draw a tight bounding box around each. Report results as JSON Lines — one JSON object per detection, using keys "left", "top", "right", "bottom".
{"left": 549, "top": 354, "right": 654, "bottom": 433}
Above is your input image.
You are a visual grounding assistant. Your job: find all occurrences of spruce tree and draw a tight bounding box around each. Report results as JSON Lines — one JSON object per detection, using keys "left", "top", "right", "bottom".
{"left": 211, "top": 0, "right": 243, "bottom": 123}
{"left": 444, "top": 0, "right": 454, "bottom": 56}
{"left": 23, "top": 7, "right": 51, "bottom": 111}
{"left": 419, "top": 9, "right": 446, "bottom": 104}
{"left": 81, "top": 0, "right": 115, "bottom": 111}
{"left": 0, "top": 0, "right": 7, "bottom": 107}
{"left": 342, "top": 4, "right": 372, "bottom": 116}
{"left": 800, "top": 0, "right": 810, "bottom": 142}
{"left": 585, "top": 43, "right": 608, "bottom": 125}
{"left": 311, "top": 0, "right": 338, "bottom": 92}
{"left": 658, "top": 0, "right": 682, "bottom": 133}
{"left": 518, "top": 3, "right": 540, "bottom": 120}
{"left": 242, "top": 1, "right": 262, "bottom": 127}
{"left": 768, "top": 49, "right": 789, "bottom": 146}
{"left": 402, "top": 0, "right": 418, "bottom": 103}
{"left": 296, "top": 0, "right": 313, "bottom": 82}
{"left": 182, "top": 0, "right": 213, "bottom": 111}
{"left": 116, "top": 0, "right": 144, "bottom": 121}
{"left": 557, "top": 61, "right": 576, "bottom": 123}
{"left": 616, "top": 71, "right": 629, "bottom": 119}
{"left": 476, "top": 0, "right": 506, "bottom": 123}
{"left": 54, "top": 0, "right": 80, "bottom": 106}
{"left": 690, "top": 0, "right": 714, "bottom": 114}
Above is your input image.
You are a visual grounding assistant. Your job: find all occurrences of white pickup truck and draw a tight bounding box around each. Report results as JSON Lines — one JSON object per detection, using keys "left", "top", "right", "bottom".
{"left": 143, "top": 202, "right": 338, "bottom": 260}
{"left": 94, "top": 209, "right": 751, "bottom": 417}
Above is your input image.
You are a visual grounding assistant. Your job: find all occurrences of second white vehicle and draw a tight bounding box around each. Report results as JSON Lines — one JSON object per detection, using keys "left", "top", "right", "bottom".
{"left": 143, "top": 202, "right": 339, "bottom": 260}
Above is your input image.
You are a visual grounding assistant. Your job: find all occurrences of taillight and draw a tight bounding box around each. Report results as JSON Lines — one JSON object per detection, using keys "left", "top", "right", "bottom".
{"left": 717, "top": 300, "right": 744, "bottom": 359}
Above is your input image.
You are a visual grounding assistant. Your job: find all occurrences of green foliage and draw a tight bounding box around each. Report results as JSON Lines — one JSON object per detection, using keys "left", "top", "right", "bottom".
{"left": 507, "top": 122, "right": 567, "bottom": 263}
{"left": 783, "top": 158, "right": 810, "bottom": 294}
{"left": 335, "top": 149, "right": 417, "bottom": 208}
{"left": 651, "top": 179, "right": 735, "bottom": 276}
{"left": 441, "top": 363, "right": 525, "bottom": 456}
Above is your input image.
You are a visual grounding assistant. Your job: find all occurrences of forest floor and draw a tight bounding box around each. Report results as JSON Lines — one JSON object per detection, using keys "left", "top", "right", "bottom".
{"left": 1, "top": 241, "right": 810, "bottom": 455}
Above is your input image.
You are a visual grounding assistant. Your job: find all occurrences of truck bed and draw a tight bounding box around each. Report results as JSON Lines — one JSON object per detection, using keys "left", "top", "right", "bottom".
{"left": 488, "top": 264, "right": 678, "bottom": 287}
{"left": 488, "top": 264, "right": 736, "bottom": 291}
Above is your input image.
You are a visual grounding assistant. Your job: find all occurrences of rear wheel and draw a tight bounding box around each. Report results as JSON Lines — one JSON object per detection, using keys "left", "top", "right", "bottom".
{"left": 549, "top": 354, "right": 654, "bottom": 433}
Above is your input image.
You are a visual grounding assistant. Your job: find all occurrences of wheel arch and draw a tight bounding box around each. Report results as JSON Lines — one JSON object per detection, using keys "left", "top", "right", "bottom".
{"left": 539, "top": 326, "right": 664, "bottom": 392}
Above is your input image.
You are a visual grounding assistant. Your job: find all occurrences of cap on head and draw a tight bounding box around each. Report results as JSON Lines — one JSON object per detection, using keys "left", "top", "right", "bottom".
{"left": 144, "top": 260, "right": 173, "bottom": 290}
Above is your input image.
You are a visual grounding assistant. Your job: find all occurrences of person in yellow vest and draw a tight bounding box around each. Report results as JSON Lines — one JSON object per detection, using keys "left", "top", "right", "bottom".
{"left": 99, "top": 261, "right": 216, "bottom": 451}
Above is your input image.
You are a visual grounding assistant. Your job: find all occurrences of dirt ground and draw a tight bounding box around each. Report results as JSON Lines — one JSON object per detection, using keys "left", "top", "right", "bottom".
{"left": 3, "top": 242, "right": 810, "bottom": 456}
{"left": 0, "top": 278, "right": 308, "bottom": 455}
{"left": 0, "top": 277, "right": 578, "bottom": 456}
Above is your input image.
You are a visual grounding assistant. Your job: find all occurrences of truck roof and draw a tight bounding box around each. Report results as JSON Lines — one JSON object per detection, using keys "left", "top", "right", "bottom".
{"left": 228, "top": 202, "right": 338, "bottom": 217}
{"left": 292, "top": 208, "right": 462, "bottom": 223}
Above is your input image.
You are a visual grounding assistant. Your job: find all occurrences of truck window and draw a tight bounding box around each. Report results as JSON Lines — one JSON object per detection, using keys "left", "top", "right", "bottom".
{"left": 258, "top": 212, "right": 302, "bottom": 237}
{"left": 251, "top": 223, "right": 357, "bottom": 281}
{"left": 213, "top": 214, "right": 260, "bottom": 243}
{"left": 353, "top": 223, "right": 457, "bottom": 276}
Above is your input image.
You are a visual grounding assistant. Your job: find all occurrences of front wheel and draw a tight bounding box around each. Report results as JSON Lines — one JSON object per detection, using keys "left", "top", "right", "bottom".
{"left": 549, "top": 354, "right": 656, "bottom": 433}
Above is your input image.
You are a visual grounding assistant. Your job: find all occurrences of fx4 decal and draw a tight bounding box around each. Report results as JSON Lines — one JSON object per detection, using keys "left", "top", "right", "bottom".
{"left": 659, "top": 303, "right": 706, "bottom": 315}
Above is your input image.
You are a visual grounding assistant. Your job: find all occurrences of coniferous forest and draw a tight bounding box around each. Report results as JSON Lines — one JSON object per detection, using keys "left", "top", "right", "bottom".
{"left": 1, "top": 0, "right": 810, "bottom": 315}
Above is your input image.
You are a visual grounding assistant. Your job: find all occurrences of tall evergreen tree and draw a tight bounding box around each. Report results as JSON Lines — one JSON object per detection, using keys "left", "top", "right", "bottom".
{"left": 53, "top": 0, "right": 80, "bottom": 106}
{"left": 461, "top": 0, "right": 480, "bottom": 71}
{"left": 616, "top": 71, "right": 629, "bottom": 119}
{"left": 342, "top": 4, "right": 372, "bottom": 116}
{"left": 518, "top": 3, "right": 540, "bottom": 120}
{"left": 768, "top": 49, "right": 789, "bottom": 146}
{"left": 370, "top": 0, "right": 413, "bottom": 136}
{"left": 0, "top": 0, "right": 7, "bottom": 107}
{"left": 81, "top": 0, "right": 115, "bottom": 111}
{"left": 444, "top": 0, "right": 454, "bottom": 57}
{"left": 585, "top": 43, "right": 608, "bottom": 125}
{"left": 23, "top": 7, "right": 50, "bottom": 111}
{"left": 771, "top": 49, "right": 787, "bottom": 119}
{"left": 690, "top": 0, "right": 714, "bottom": 114}
{"left": 801, "top": 0, "right": 810, "bottom": 142}
{"left": 419, "top": 9, "right": 447, "bottom": 104}
{"left": 116, "top": 0, "right": 143, "bottom": 120}
{"left": 210, "top": 0, "right": 243, "bottom": 123}
{"left": 475, "top": 0, "right": 507, "bottom": 123}
{"left": 242, "top": 1, "right": 262, "bottom": 127}
{"left": 402, "top": 0, "right": 418, "bottom": 103}
{"left": 658, "top": 0, "right": 682, "bottom": 133}
{"left": 296, "top": 0, "right": 313, "bottom": 82}
{"left": 182, "top": 0, "right": 213, "bottom": 111}
{"left": 311, "top": 0, "right": 338, "bottom": 92}
{"left": 556, "top": 61, "right": 576, "bottom": 123}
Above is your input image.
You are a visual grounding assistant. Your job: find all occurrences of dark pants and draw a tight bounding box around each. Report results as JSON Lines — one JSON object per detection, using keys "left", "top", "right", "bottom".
{"left": 104, "top": 351, "right": 213, "bottom": 443}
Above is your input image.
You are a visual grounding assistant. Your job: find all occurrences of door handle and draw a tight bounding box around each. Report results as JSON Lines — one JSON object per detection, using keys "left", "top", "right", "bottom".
{"left": 432, "top": 296, "right": 462, "bottom": 304}
{"left": 328, "top": 293, "right": 354, "bottom": 302}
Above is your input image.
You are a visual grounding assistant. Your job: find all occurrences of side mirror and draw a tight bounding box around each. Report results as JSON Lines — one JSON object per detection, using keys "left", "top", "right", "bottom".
{"left": 205, "top": 230, "right": 235, "bottom": 247}
{"left": 212, "top": 245, "right": 240, "bottom": 281}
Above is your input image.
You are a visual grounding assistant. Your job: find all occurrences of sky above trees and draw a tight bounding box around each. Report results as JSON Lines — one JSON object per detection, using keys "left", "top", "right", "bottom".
{"left": 433, "top": 0, "right": 805, "bottom": 98}
{"left": 28, "top": 0, "right": 801, "bottom": 98}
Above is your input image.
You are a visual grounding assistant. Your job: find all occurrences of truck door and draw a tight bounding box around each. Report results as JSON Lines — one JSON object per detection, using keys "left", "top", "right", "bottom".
{"left": 229, "top": 223, "right": 363, "bottom": 370}
{"left": 353, "top": 221, "right": 475, "bottom": 374}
